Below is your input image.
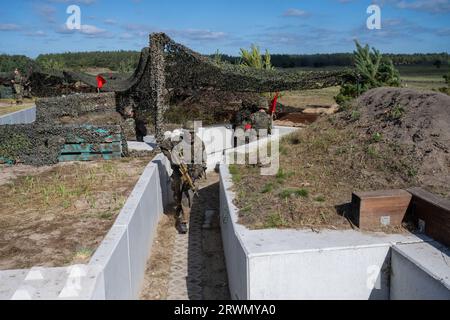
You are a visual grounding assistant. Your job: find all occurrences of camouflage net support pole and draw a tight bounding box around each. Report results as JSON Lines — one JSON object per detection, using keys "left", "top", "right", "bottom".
{"left": 149, "top": 33, "right": 168, "bottom": 144}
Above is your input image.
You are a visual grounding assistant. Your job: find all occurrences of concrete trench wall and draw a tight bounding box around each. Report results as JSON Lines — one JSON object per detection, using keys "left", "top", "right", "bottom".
{"left": 219, "top": 164, "right": 450, "bottom": 300}
{"left": 0, "top": 106, "right": 36, "bottom": 125}
{"left": 89, "top": 153, "right": 172, "bottom": 299}
{"left": 0, "top": 153, "right": 172, "bottom": 300}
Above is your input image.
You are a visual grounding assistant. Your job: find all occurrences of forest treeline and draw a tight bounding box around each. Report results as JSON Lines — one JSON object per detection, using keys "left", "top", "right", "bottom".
{"left": 0, "top": 51, "right": 449, "bottom": 73}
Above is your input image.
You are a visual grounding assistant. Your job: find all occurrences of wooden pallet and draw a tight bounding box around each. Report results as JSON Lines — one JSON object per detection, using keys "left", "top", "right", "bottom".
{"left": 58, "top": 134, "right": 122, "bottom": 162}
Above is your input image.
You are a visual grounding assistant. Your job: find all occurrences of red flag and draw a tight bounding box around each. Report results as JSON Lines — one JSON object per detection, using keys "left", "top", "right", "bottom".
{"left": 269, "top": 92, "right": 279, "bottom": 115}
{"left": 244, "top": 123, "right": 252, "bottom": 131}
{"left": 96, "top": 75, "right": 107, "bottom": 89}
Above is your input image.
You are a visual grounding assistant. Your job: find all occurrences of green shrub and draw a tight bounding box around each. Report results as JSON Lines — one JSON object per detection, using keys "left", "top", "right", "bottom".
{"left": 265, "top": 213, "right": 284, "bottom": 228}
{"left": 261, "top": 183, "right": 274, "bottom": 194}
{"left": 372, "top": 132, "right": 382, "bottom": 143}
{"left": 294, "top": 188, "right": 309, "bottom": 198}
{"left": 390, "top": 105, "right": 405, "bottom": 120}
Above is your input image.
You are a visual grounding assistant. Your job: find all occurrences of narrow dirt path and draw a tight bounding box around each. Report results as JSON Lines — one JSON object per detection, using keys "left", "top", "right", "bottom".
{"left": 140, "top": 173, "right": 229, "bottom": 300}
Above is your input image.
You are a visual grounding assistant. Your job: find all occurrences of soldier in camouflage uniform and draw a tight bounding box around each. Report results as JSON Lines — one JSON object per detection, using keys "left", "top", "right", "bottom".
{"left": 11, "top": 69, "right": 24, "bottom": 104}
{"left": 250, "top": 97, "right": 272, "bottom": 136}
{"left": 249, "top": 97, "right": 272, "bottom": 166}
{"left": 160, "top": 121, "right": 207, "bottom": 234}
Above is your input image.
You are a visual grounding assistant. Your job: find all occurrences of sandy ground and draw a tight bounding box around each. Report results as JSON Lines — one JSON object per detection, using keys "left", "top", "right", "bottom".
{"left": 140, "top": 172, "right": 229, "bottom": 300}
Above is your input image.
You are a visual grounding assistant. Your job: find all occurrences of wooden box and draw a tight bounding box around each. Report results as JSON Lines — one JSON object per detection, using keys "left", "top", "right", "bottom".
{"left": 407, "top": 187, "right": 450, "bottom": 247}
{"left": 352, "top": 189, "right": 412, "bottom": 229}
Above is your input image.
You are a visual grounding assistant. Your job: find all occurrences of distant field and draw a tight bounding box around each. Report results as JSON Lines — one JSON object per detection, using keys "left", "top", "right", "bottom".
{"left": 397, "top": 65, "right": 449, "bottom": 90}
{"left": 290, "top": 65, "right": 449, "bottom": 92}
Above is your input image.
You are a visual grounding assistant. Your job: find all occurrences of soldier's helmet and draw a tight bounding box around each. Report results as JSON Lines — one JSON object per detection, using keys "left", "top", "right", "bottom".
{"left": 258, "top": 97, "right": 269, "bottom": 110}
{"left": 183, "top": 120, "right": 196, "bottom": 133}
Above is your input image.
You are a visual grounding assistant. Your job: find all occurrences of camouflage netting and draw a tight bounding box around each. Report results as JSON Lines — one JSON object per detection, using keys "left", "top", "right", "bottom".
{"left": 119, "top": 33, "right": 349, "bottom": 140}
{"left": 0, "top": 33, "right": 350, "bottom": 163}
{"left": 0, "top": 124, "right": 127, "bottom": 166}
{"left": 36, "top": 92, "right": 118, "bottom": 124}
{"left": 1, "top": 32, "right": 348, "bottom": 107}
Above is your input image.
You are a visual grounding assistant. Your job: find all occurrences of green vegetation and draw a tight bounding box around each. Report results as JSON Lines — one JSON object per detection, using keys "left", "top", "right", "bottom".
{"left": 38, "top": 58, "right": 66, "bottom": 72}
{"left": 265, "top": 212, "right": 285, "bottom": 228}
{"left": 336, "top": 41, "right": 401, "bottom": 107}
{"left": 213, "top": 49, "right": 223, "bottom": 65}
{"left": 372, "top": 132, "right": 382, "bottom": 143}
{"left": 36, "top": 51, "right": 140, "bottom": 72}
{"left": 351, "top": 110, "right": 361, "bottom": 121}
{"left": 444, "top": 72, "right": 450, "bottom": 85}
{"left": 261, "top": 183, "right": 274, "bottom": 194}
{"left": 239, "top": 45, "right": 274, "bottom": 70}
{"left": 229, "top": 164, "right": 242, "bottom": 183}
{"left": 0, "top": 54, "right": 40, "bottom": 73}
{"left": 279, "top": 188, "right": 309, "bottom": 199}
{"left": 390, "top": 105, "right": 405, "bottom": 120}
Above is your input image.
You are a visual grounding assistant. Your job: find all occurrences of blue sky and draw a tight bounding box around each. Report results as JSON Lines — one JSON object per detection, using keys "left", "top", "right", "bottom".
{"left": 0, "top": 0, "right": 449, "bottom": 57}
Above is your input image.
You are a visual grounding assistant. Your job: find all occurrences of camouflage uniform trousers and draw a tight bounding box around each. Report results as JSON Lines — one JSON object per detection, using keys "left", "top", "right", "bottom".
{"left": 250, "top": 111, "right": 272, "bottom": 166}
{"left": 171, "top": 169, "right": 195, "bottom": 225}
{"left": 13, "top": 84, "right": 23, "bottom": 103}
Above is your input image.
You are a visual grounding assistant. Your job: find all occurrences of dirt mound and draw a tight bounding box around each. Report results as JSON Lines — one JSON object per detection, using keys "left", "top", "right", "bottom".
{"left": 354, "top": 87, "right": 450, "bottom": 195}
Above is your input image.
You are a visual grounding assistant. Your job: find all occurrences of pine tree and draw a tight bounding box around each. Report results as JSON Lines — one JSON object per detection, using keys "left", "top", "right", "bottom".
{"left": 240, "top": 45, "right": 274, "bottom": 70}
{"left": 336, "top": 41, "right": 401, "bottom": 107}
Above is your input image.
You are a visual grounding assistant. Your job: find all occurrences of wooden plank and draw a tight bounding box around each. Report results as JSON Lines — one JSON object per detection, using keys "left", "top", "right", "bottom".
{"left": 407, "top": 188, "right": 450, "bottom": 247}
{"left": 60, "top": 143, "right": 121, "bottom": 154}
{"left": 58, "top": 152, "right": 121, "bottom": 162}
{"left": 64, "top": 134, "right": 122, "bottom": 144}
{"left": 352, "top": 189, "right": 412, "bottom": 229}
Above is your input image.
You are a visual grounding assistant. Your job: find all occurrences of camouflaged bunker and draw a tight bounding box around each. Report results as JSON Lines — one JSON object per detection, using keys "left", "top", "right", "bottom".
{"left": 0, "top": 33, "right": 348, "bottom": 166}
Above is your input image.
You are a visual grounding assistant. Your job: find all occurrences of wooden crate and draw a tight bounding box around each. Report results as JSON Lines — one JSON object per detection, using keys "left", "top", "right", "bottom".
{"left": 58, "top": 134, "right": 122, "bottom": 162}
{"left": 352, "top": 189, "right": 412, "bottom": 229}
{"left": 407, "top": 187, "right": 450, "bottom": 247}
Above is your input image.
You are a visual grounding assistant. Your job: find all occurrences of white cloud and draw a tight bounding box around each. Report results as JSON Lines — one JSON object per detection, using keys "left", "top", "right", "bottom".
{"left": 282, "top": 8, "right": 308, "bottom": 17}
{"left": 25, "top": 30, "right": 47, "bottom": 37}
{"left": 104, "top": 19, "right": 117, "bottom": 25}
{"left": 395, "top": 0, "right": 450, "bottom": 13}
{"left": 56, "top": 23, "right": 109, "bottom": 38}
{"left": 171, "top": 29, "right": 227, "bottom": 41}
{"left": 0, "top": 24, "right": 21, "bottom": 31}
{"left": 80, "top": 24, "right": 106, "bottom": 35}
{"left": 49, "top": 0, "right": 97, "bottom": 5}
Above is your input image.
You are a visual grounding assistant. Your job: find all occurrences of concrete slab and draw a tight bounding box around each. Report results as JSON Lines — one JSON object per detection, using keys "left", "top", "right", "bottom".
{"left": 0, "top": 270, "right": 29, "bottom": 300}
{"left": 391, "top": 242, "right": 450, "bottom": 300}
{"left": 127, "top": 141, "right": 154, "bottom": 152}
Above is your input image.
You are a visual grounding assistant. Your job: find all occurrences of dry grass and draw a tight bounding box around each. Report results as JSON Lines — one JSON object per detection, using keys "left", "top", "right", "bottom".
{"left": 0, "top": 157, "right": 153, "bottom": 270}
{"left": 139, "top": 213, "right": 177, "bottom": 300}
{"left": 278, "top": 86, "right": 340, "bottom": 109}
{"left": 231, "top": 115, "right": 420, "bottom": 232}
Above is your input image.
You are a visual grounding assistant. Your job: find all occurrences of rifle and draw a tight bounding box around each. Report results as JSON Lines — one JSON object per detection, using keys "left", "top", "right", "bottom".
{"left": 178, "top": 160, "right": 199, "bottom": 197}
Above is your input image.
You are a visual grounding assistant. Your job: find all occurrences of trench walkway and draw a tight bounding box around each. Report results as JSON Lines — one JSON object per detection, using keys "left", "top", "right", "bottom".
{"left": 140, "top": 173, "right": 229, "bottom": 300}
